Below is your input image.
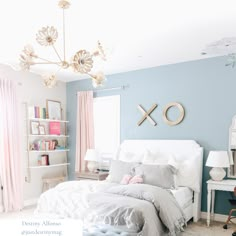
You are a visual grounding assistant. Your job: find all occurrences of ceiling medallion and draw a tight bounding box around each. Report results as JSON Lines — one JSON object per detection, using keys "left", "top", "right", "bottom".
{"left": 19, "top": 0, "right": 106, "bottom": 88}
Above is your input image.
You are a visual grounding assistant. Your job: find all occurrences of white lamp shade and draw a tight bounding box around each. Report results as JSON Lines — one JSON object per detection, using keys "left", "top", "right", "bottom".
{"left": 84, "top": 149, "right": 100, "bottom": 162}
{"left": 206, "top": 151, "right": 230, "bottom": 168}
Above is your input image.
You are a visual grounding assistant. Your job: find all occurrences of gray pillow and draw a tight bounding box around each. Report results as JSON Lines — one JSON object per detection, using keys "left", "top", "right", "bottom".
{"left": 134, "top": 164, "right": 176, "bottom": 189}
{"left": 108, "top": 160, "right": 139, "bottom": 183}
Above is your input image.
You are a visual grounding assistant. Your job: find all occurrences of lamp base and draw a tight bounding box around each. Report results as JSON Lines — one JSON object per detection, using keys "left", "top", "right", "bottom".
{"left": 209, "top": 167, "right": 226, "bottom": 181}
{"left": 87, "top": 161, "right": 99, "bottom": 172}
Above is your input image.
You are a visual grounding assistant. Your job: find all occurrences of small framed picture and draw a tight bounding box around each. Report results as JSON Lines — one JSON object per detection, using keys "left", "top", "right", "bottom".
{"left": 31, "top": 121, "right": 39, "bottom": 135}
{"left": 38, "top": 125, "right": 46, "bottom": 135}
{"left": 46, "top": 100, "right": 62, "bottom": 120}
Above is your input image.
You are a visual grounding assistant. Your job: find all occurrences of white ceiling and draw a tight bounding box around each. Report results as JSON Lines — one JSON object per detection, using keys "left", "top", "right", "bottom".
{"left": 1, "top": 0, "right": 236, "bottom": 82}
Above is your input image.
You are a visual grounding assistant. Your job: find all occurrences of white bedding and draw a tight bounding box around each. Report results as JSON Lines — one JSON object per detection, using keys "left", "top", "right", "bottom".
{"left": 35, "top": 180, "right": 186, "bottom": 236}
{"left": 170, "top": 187, "right": 193, "bottom": 210}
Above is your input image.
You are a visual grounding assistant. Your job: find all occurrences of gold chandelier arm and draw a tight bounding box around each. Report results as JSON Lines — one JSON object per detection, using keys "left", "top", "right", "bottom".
{"left": 52, "top": 45, "right": 63, "bottom": 62}
{"left": 87, "top": 73, "right": 95, "bottom": 79}
{"left": 36, "top": 56, "right": 60, "bottom": 64}
{"left": 33, "top": 62, "right": 61, "bottom": 65}
{"left": 63, "top": 9, "right": 66, "bottom": 61}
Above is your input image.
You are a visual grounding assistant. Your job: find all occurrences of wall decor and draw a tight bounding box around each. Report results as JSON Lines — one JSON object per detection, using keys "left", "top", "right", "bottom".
{"left": 137, "top": 104, "right": 157, "bottom": 126}
{"left": 162, "top": 102, "right": 185, "bottom": 126}
{"left": 38, "top": 125, "right": 46, "bottom": 135}
{"left": 31, "top": 121, "right": 39, "bottom": 135}
{"left": 46, "top": 100, "right": 62, "bottom": 120}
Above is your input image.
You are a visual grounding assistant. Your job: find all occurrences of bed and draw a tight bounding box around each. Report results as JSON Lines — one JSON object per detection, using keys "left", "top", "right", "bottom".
{"left": 35, "top": 139, "right": 203, "bottom": 236}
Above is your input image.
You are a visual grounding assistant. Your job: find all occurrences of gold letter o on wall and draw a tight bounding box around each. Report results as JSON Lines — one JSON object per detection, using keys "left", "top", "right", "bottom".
{"left": 163, "top": 102, "right": 185, "bottom": 126}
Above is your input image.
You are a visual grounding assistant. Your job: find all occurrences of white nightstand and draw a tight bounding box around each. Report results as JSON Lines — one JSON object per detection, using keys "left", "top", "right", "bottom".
{"left": 207, "top": 179, "right": 236, "bottom": 226}
{"left": 76, "top": 171, "right": 109, "bottom": 181}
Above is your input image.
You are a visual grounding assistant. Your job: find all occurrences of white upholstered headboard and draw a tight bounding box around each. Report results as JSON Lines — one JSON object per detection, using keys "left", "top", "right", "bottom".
{"left": 117, "top": 139, "right": 203, "bottom": 222}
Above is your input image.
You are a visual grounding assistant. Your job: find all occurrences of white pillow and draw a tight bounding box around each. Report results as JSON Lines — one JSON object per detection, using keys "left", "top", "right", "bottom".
{"left": 175, "top": 155, "right": 200, "bottom": 192}
{"left": 142, "top": 150, "right": 174, "bottom": 164}
{"left": 106, "top": 160, "right": 138, "bottom": 183}
{"left": 119, "top": 150, "right": 144, "bottom": 163}
{"left": 142, "top": 150, "right": 178, "bottom": 189}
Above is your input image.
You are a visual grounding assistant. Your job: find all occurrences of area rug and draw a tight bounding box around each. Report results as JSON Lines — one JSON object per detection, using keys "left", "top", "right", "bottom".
{"left": 181, "top": 220, "right": 234, "bottom": 236}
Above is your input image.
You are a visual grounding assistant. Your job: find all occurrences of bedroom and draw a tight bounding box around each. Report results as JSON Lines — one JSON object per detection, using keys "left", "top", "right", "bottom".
{"left": 1, "top": 0, "right": 236, "bottom": 235}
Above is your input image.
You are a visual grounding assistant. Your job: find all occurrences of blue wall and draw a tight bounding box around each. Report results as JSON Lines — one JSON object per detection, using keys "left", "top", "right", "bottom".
{"left": 67, "top": 56, "right": 236, "bottom": 215}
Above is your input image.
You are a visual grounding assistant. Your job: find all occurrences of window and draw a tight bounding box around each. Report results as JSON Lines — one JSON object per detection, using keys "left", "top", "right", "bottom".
{"left": 93, "top": 95, "right": 120, "bottom": 159}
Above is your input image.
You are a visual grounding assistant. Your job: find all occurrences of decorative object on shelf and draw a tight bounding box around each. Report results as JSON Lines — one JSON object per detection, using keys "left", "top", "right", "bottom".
{"left": 31, "top": 121, "right": 39, "bottom": 135}
{"left": 84, "top": 149, "right": 100, "bottom": 172}
{"left": 19, "top": 0, "right": 107, "bottom": 88}
{"left": 41, "top": 154, "right": 50, "bottom": 166}
{"left": 49, "top": 121, "right": 61, "bottom": 135}
{"left": 137, "top": 104, "right": 157, "bottom": 126}
{"left": 46, "top": 100, "right": 62, "bottom": 120}
{"left": 38, "top": 125, "right": 46, "bottom": 135}
{"left": 206, "top": 151, "right": 230, "bottom": 181}
{"left": 163, "top": 102, "right": 185, "bottom": 126}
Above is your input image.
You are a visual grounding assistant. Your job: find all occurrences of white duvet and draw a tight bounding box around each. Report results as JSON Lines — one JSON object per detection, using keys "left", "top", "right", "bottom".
{"left": 35, "top": 180, "right": 186, "bottom": 236}
{"left": 35, "top": 180, "right": 118, "bottom": 218}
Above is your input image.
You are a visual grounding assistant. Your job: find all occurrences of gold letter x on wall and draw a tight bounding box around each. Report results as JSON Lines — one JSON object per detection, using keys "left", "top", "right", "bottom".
{"left": 137, "top": 104, "right": 157, "bottom": 126}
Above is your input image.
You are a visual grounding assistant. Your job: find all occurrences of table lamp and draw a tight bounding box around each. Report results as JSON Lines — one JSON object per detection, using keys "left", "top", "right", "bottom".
{"left": 84, "top": 149, "right": 100, "bottom": 172}
{"left": 206, "top": 151, "right": 230, "bottom": 181}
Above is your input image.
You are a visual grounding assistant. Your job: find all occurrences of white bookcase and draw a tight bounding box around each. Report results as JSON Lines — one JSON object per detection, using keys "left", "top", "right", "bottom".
{"left": 24, "top": 103, "right": 70, "bottom": 183}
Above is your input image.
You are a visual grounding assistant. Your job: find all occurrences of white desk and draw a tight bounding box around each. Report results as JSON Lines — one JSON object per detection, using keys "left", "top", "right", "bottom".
{"left": 207, "top": 179, "right": 236, "bottom": 226}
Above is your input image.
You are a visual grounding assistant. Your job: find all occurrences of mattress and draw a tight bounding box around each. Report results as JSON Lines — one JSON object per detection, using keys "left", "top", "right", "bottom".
{"left": 170, "top": 187, "right": 193, "bottom": 209}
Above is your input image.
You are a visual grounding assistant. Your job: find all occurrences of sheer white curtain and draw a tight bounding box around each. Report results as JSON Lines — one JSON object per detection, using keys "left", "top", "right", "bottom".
{"left": 0, "top": 79, "right": 23, "bottom": 212}
{"left": 75, "top": 91, "right": 94, "bottom": 172}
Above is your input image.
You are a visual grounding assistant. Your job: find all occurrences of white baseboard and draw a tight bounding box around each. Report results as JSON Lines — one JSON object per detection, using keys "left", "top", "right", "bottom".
{"left": 201, "top": 211, "right": 227, "bottom": 223}
{"left": 24, "top": 198, "right": 38, "bottom": 207}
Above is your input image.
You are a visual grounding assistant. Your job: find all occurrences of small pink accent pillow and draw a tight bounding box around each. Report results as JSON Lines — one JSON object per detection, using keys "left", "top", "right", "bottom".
{"left": 120, "top": 174, "right": 133, "bottom": 185}
{"left": 129, "top": 175, "right": 143, "bottom": 184}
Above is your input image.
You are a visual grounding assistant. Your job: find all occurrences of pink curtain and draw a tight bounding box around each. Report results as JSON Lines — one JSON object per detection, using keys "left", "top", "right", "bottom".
{"left": 0, "top": 79, "right": 23, "bottom": 212}
{"left": 75, "top": 91, "right": 94, "bottom": 172}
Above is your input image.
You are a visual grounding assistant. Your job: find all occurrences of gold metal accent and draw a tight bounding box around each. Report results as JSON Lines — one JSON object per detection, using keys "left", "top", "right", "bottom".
{"left": 36, "top": 26, "right": 58, "bottom": 46}
{"left": 61, "top": 61, "right": 70, "bottom": 69}
{"left": 58, "top": 0, "right": 70, "bottom": 9}
{"left": 71, "top": 50, "right": 93, "bottom": 73}
{"left": 163, "top": 102, "right": 185, "bottom": 126}
{"left": 138, "top": 104, "right": 157, "bottom": 126}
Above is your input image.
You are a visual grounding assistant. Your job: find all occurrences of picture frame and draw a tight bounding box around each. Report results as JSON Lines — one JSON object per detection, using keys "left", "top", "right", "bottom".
{"left": 46, "top": 100, "right": 62, "bottom": 120}
{"left": 38, "top": 125, "right": 46, "bottom": 135}
{"left": 31, "top": 121, "right": 39, "bottom": 135}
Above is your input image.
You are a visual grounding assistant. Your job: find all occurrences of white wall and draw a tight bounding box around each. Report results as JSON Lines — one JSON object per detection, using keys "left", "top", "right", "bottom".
{"left": 0, "top": 64, "right": 67, "bottom": 207}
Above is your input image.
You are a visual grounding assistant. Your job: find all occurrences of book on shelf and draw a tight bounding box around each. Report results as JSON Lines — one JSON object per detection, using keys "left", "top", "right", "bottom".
{"left": 28, "top": 106, "right": 46, "bottom": 119}
{"left": 41, "top": 154, "right": 49, "bottom": 166}
{"left": 49, "top": 122, "right": 61, "bottom": 135}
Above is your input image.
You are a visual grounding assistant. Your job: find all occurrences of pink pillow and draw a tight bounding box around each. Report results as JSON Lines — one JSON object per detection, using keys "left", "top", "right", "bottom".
{"left": 120, "top": 174, "right": 133, "bottom": 185}
{"left": 129, "top": 175, "right": 143, "bottom": 184}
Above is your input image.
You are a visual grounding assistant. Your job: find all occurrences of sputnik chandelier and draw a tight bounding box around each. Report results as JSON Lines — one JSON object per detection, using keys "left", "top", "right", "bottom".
{"left": 19, "top": 0, "right": 106, "bottom": 88}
